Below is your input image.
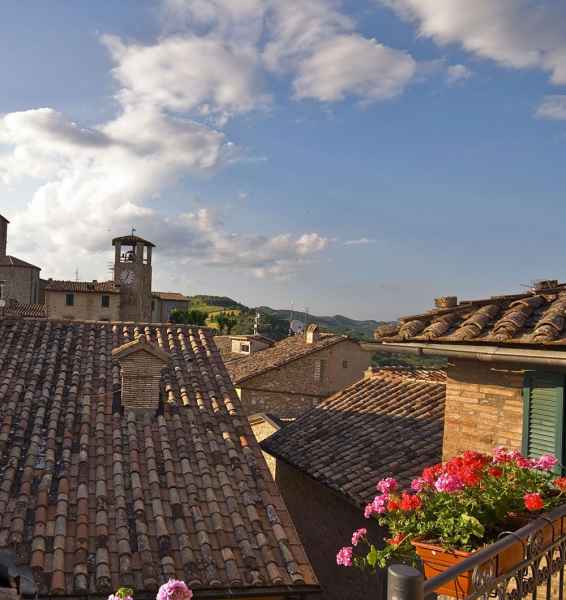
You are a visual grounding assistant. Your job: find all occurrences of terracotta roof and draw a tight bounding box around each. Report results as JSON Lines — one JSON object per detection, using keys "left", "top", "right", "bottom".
{"left": 1, "top": 301, "right": 46, "bottom": 319}
{"left": 226, "top": 334, "right": 347, "bottom": 384}
{"left": 44, "top": 280, "right": 120, "bottom": 294}
{"left": 0, "top": 255, "right": 40, "bottom": 269}
{"left": 0, "top": 319, "right": 318, "bottom": 597}
{"left": 214, "top": 336, "right": 274, "bottom": 364}
{"left": 112, "top": 235, "right": 155, "bottom": 248}
{"left": 375, "top": 282, "right": 566, "bottom": 348}
{"left": 152, "top": 292, "right": 190, "bottom": 302}
{"left": 261, "top": 367, "right": 446, "bottom": 507}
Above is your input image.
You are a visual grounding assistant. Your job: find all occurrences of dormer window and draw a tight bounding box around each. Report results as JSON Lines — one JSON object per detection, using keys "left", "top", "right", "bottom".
{"left": 112, "top": 337, "right": 170, "bottom": 412}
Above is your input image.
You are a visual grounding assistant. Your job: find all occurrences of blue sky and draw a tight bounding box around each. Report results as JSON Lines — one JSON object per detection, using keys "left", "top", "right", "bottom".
{"left": 1, "top": 1, "right": 566, "bottom": 320}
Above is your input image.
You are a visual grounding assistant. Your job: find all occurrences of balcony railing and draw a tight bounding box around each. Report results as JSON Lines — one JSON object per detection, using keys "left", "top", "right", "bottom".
{"left": 387, "top": 503, "right": 566, "bottom": 600}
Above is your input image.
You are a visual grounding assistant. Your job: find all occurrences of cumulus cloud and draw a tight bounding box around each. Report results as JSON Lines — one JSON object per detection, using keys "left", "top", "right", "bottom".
{"left": 446, "top": 64, "right": 473, "bottom": 86}
{"left": 536, "top": 95, "right": 566, "bottom": 121}
{"left": 265, "top": 0, "right": 416, "bottom": 102}
{"left": 379, "top": 0, "right": 566, "bottom": 85}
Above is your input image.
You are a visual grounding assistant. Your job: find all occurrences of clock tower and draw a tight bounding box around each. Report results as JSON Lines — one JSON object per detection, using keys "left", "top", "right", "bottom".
{"left": 113, "top": 232, "right": 154, "bottom": 322}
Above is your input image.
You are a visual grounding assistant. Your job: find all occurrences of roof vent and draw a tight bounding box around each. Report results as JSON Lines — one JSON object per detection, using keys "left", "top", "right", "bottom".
{"left": 434, "top": 296, "right": 458, "bottom": 309}
{"left": 533, "top": 279, "right": 558, "bottom": 292}
{"left": 305, "top": 323, "right": 320, "bottom": 344}
{"left": 112, "top": 336, "right": 170, "bottom": 413}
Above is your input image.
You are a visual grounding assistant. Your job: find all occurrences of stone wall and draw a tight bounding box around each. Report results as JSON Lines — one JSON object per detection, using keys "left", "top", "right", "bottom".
{"left": 0, "top": 266, "right": 40, "bottom": 304}
{"left": 119, "top": 350, "right": 165, "bottom": 411}
{"left": 45, "top": 291, "right": 120, "bottom": 321}
{"left": 274, "top": 460, "right": 386, "bottom": 600}
{"left": 443, "top": 359, "right": 525, "bottom": 460}
{"left": 238, "top": 340, "right": 371, "bottom": 417}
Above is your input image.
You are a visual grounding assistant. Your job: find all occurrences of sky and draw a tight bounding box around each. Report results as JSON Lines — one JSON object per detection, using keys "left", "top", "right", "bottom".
{"left": 1, "top": 1, "right": 566, "bottom": 321}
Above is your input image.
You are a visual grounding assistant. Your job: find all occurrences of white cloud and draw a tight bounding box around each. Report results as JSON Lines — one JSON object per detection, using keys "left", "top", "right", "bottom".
{"left": 536, "top": 95, "right": 566, "bottom": 121}
{"left": 446, "top": 64, "right": 472, "bottom": 86}
{"left": 264, "top": 0, "right": 416, "bottom": 103}
{"left": 379, "top": 0, "right": 566, "bottom": 85}
{"left": 344, "top": 237, "right": 376, "bottom": 245}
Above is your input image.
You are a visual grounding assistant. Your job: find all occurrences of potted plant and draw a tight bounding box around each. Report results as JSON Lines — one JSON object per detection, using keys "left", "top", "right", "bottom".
{"left": 336, "top": 448, "right": 566, "bottom": 598}
{"left": 109, "top": 580, "right": 193, "bottom": 600}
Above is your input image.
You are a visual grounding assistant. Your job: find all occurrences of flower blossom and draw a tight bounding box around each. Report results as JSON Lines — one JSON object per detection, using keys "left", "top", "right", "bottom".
{"left": 387, "top": 533, "right": 405, "bottom": 546}
{"left": 422, "top": 464, "right": 442, "bottom": 484}
{"left": 488, "top": 466, "right": 503, "bottom": 478}
{"left": 157, "top": 579, "right": 193, "bottom": 600}
{"left": 524, "top": 492, "right": 545, "bottom": 512}
{"left": 336, "top": 546, "right": 353, "bottom": 566}
{"left": 534, "top": 454, "right": 559, "bottom": 471}
{"left": 351, "top": 528, "right": 367, "bottom": 546}
{"left": 400, "top": 492, "right": 422, "bottom": 512}
{"left": 411, "top": 477, "right": 427, "bottom": 492}
{"left": 515, "top": 456, "right": 535, "bottom": 469}
{"left": 386, "top": 498, "right": 400, "bottom": 511}
{"left": 435, "top": 473, "right": 465, "bottom": 493}
{"left": 554, "top": 477, "right": 566, "bottom": 491}
{"left": 376, "top": 477, "right": 398, "bottom": 494}
{"left": 364, "top": 494, "right": 388, "bottom": 518}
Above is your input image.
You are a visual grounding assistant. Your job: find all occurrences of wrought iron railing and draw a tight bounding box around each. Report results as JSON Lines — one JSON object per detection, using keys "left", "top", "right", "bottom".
{"left": 387, "top": 503, "right": 566, "bottom": 600}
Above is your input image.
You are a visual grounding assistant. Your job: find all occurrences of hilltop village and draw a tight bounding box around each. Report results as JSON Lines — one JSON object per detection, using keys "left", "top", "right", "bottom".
{"left": 2, "top": 215, "right": 566, "bottom": 599}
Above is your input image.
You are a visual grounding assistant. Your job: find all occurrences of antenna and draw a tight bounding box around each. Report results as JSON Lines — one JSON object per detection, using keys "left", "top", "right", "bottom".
{"left": 75, "top": 268, "right": 79, "bottom": 282}
{"left": 107, "top": 262, "right": 115, "bottom": 281}
{"left": 289, "top": 301, "right": 295, "bottom": 336}
{"left": 131, "top": 226, "right": 137, "bottom": 237}
{"left": 253, "top": 311, "right": 261, "bottom": 335}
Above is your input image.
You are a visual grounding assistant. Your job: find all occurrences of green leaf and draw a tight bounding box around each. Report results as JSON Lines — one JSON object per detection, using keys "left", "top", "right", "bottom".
{"left": 366, "top": 545, "right": 379, "bottom": 568}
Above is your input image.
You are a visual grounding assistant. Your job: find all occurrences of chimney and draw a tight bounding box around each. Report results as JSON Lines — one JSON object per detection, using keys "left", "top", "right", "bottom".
{"left": 0, "top": 215, "right": 8, "bottom": 257}
{"left": 112, "top": 336, "right": 170, "bottom": 413}
{"left": 305, "top": 323, "right": 320, "bottom": 344}
{"left": 533, "top": 279, "right": 558, "bottom": 292}
{"left": 434, "top": 296, "right": 458, "bottom": 309}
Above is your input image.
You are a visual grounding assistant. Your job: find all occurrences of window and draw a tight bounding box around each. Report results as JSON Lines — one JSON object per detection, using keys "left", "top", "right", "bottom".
{"left": 240, "top": 343, "right": 250, "bottom": 354}
{"left": 0, "top": 280, "right": 6, "bottom": 301}
{"left": 314, "top": 359, "right": 326, "bottom": 383}
{"left": 522, "top": 372, "right": 565, "bottom": 474}
{"left": 101, "top": 295, "right": 110, "bottom": 308}
{"left": 65, "top": 293, "right": 74, "bottom": 306}
{"left": 342, "top": 360, "right": 349, "bottom": 369}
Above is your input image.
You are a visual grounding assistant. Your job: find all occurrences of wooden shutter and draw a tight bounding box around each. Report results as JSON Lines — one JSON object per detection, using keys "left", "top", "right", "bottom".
{"left": 523, "top": 372, "right": 565, "bottom": 472}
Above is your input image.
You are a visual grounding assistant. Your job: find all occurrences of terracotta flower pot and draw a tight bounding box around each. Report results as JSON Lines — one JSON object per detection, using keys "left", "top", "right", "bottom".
{"left": 413, "top": 516, "right": 566, "bottom": 598}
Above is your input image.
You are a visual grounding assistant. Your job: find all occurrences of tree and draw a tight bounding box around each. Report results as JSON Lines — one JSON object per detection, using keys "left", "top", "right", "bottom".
{"left": 170, "top": 308, "right": 208, "bottom": 326}
{"left": 213, "top": 312, "right": 238, "bottom": 334}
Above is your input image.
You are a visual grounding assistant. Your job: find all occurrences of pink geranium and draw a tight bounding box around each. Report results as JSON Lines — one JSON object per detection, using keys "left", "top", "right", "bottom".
{"left": 535, "top": 454, "right": 559, "bottom": 471}
{"left": 410, "top": 477, "right": 427, "bottom": 492}
{"left": 157, "top": 580, "right": 193, "bottom": 600}
{"left": 376, "top": 477, "right": 398, "bottom": 494}
{"left": 351, "top": 528, "right": 367, "bottom": 546}
{"left": 336, "top": 546, "right": 353, "bottom": 566}
{"left": 434, "top": 473, "right": 465, "bottom": 493}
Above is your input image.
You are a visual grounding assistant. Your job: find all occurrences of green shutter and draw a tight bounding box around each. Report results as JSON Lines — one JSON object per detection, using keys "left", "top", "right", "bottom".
{"left": 523, "top": 372, "right": 565, "bottom": 473}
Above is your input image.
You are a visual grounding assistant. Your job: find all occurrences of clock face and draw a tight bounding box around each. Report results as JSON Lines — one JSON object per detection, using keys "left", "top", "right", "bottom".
{"left": 119, "top": 270, "right": 135, "bottom": 285}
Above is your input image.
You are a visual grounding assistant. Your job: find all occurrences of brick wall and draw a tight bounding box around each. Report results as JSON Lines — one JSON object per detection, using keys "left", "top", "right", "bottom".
{"left": 118, "top": 350, "right": 165, "bottom": 410}
{"left": 238, "top": 340, "right": 371, "bottom": 417}
{"left": 0, "top": 266, "right": 40, "bottom": 304}
{"left": 275, "top": 460, "right": 385, "bottom": 600}
{"left": 443, "top": 359, "right": 526, "bottom": 460}
{"left": 46, "top": 291, "right": 120, "bottom": 321}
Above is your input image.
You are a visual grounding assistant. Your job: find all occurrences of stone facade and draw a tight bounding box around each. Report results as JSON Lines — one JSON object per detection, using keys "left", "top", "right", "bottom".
{"left": 151, "top": 295, "right": 190, "bottom": 322}
{"left": 0, "top": 264, "right": 41, "bottom": 305}
{"left": 443, "top": 358, "right": 526, "bottom": 460}
{"left": 274, "top": 461, "right": 385, "bottom": 600}
{"left": 237, "top": 340, "right": 371, "bottom": 417}
{"left": 45, "top": 290, "right": 120, "bottom": 321}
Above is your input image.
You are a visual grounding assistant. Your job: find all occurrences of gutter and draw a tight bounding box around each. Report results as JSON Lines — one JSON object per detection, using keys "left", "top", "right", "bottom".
{"left": 361, "top": 341, "right": 566, "bottom": 368}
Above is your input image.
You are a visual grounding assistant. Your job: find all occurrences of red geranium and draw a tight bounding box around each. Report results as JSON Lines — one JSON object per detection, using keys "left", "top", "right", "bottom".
{"left": 488, "top": 467, "right": 503, "bottom": 478}
{"left": 399, "top": 492, "right": 422, "bottom": 512}
{"left": 554, "top": 477, "right": 566, "bottom": 491}
{"left": 387, "top": 499, "right": 400, "bottom": 511}
{"left": 422, "top": 463, "right": 442, "bottom": 484}
{"left": 387, "top": 533, "right": 406, "bottom": 546}
{"left": 524, "top": 492, "right": 544, "bottom": 512}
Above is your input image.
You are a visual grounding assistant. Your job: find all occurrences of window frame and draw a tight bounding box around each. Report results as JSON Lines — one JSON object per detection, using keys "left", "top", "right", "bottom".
{"left": 65, "top": 293, "right": 75, "bottom": 307}
{"left": 101, "top": 294, "right": 110, "bottom": 308}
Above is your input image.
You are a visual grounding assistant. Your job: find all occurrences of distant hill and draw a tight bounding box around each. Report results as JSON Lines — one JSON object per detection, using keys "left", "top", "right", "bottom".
{"left": 186, "top": 295, "right": 387, "bottom": 340}
{"left": 257, "top": 306, "right": 386, "bottom": 340}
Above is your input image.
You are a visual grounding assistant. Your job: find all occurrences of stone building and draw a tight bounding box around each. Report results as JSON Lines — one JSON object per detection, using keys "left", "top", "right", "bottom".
{"left": 44, "top": 279, "right": 121, "bottom": 321}
{"left": 216, "top": 334, "right": 275, "bottom": 362}
{"left": 113, "top": 234, "right": 154, "bottom": 322}
{"left": 151, "top": 291, "right": 191, "bottom": 322}
{"left": 0, "top": 315, "right": 320, "bottom": 599}
{"left": 0, "top": 214, "right": 41, "bottom": 306}
{"left": 261, "top": 367, "right": 446, "bottom": 600}
{"left": 373, "top": 280, "right": 566, "bottom": 470}
{"left": 226, "top": 325, "right": 371, "bottom": 417}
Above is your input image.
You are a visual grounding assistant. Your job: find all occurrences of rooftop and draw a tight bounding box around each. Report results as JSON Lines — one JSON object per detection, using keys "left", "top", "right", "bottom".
{"left": 261, "top": 367, "right": 446, "bottom": 507}
{"left": 1, "top": 300, "right": 46, "bottom": 319}
{"left": 0, "top": 255, "right": 41, "bottom": 269}
{"left": 0, "top": 318, "right": 317, "bottom": 597}
{"left": 112, "top": 234, "right": 155, "bottom": 248}
{"left": 226, "top": 333, "right": 347, "bottom": 384}
{"left": 375, "top": 281, "right": 566, "bottom": 347}
{"left": 44, "top": 280, "right": 120, "bottom": 294}
{"left": 152, "top": 292, "right": 191, "bottom": 301}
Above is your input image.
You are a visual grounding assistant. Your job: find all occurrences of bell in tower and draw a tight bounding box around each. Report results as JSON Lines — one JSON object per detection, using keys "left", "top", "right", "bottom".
{"left": 112, "top": 230, "right": 154, "bottom": 322}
